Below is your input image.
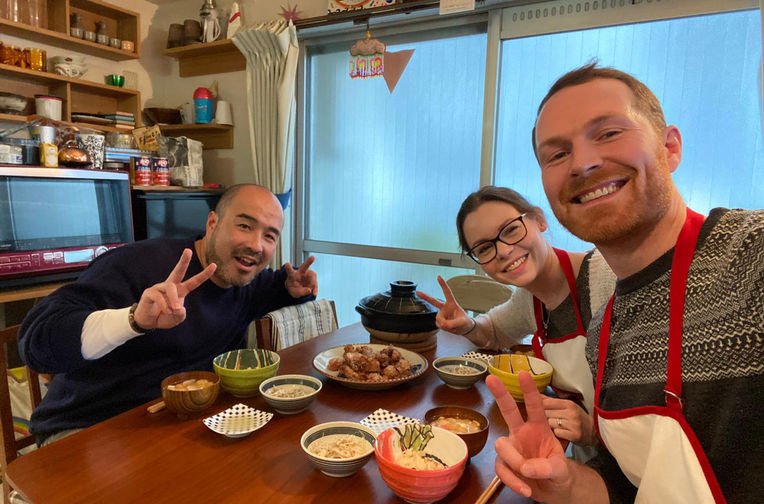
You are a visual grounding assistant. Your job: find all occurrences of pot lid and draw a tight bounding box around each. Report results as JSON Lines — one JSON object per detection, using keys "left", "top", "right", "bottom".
{"left": 357, "top": 280, "right": 436, "bottom": 316}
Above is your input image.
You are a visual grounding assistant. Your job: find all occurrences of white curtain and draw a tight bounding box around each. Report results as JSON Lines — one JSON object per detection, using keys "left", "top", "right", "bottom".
{"left": 232, "top": 19, "right": 299, "bottom": 267}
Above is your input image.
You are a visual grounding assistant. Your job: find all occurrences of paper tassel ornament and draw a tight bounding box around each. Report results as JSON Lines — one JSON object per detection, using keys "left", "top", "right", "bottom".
{"left": 227, "top": 2, "right": 242, "bottom": 38}
{"left": 349, "top": 32, "right": 385, "bottom": 79}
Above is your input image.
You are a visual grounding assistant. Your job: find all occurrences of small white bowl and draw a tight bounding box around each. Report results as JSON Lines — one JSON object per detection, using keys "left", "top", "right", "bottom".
{"left": 259, "top": 374, "right": 322, "bottom": 415}
{"left": 433, "top": 357, "right": 488, "bottom": 389}
{"left": 301, "top": 421, "right": 377, "bottom": 478}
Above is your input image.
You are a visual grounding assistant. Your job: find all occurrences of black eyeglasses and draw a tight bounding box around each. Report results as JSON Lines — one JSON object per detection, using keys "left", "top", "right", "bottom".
{"left": 467, "top": 214, "right": 528, "bottom": 264}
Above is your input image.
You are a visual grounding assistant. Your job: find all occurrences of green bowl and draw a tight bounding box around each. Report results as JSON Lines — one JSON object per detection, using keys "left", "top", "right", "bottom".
{"left": 213, "top": 349, "right": 280, "bottom": 398}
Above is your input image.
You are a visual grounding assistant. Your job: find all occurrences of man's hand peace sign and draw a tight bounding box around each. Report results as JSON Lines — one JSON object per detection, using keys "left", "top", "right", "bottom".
{"left": 131, "top": 249, "right": 217, "bottom": 331}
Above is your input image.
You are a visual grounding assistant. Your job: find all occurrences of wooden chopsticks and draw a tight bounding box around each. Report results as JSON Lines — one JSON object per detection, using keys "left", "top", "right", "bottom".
{"left": 474, "top": 475, "right": 503, "bottom": 504}
{"left": 147, "top": 400, "right": 166, "bottom": 414}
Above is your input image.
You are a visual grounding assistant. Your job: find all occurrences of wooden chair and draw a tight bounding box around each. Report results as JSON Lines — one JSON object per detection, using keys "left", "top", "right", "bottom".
{"left": 0, "top": 325, "right": 43, "bottom": 504}
{"left": 252, "top": 300, "right": 338, "bottom": 351}
{"left": 446, "top": 274, "right": 514, "bottom": 315}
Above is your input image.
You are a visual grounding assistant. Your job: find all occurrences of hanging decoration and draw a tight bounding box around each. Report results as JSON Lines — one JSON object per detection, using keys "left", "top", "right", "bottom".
{"left": 349, "top": 31, "right": 385, "bottom": 79}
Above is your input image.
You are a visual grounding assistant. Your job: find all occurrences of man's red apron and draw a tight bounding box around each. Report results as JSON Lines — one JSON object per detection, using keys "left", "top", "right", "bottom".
{"left": 594, "top": 208, "right": 726, "bottom": 503}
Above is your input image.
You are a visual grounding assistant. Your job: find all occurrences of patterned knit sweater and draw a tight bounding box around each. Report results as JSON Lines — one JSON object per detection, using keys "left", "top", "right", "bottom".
{"left": 586, "top": 208, "right": 764, "bottom": 503}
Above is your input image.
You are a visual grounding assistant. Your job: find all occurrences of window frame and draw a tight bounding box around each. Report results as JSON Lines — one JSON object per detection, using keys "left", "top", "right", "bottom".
{"left": 293, "top": 0, "right": 762, "bottom": 269}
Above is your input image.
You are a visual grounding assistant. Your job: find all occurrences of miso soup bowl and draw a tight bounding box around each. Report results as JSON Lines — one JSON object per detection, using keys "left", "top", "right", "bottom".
{"left": 259, "top": 374, "right": 322, "bottom": 415}
{"left": 301, "top": 421, "right": 377, "bottom": 478}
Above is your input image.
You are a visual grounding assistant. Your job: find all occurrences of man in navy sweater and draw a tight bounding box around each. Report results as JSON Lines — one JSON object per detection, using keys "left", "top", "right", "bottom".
{"left": 19, "top": 184, "right": 318, "bottom": 445}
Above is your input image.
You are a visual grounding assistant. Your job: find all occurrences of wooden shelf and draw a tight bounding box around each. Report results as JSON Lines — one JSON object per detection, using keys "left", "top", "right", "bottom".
{"left": 0, "top": 64, "right": 141, "bottom": 130}
{"left": 0, "top": 0, "right": 140, "bottom": 61}
{"left": 159, "top": 124, "right": 233, "bottom": 150}
{"left": 0, "top": 282, "right": 71, "bottom": 304}
{"left": 164, "top": 39, "right": 245, "bottom": 77}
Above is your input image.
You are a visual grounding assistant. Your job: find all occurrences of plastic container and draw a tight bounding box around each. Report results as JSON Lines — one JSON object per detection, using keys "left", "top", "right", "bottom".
{"left": 193, "top": 87, "right": 213, "bottom": 124}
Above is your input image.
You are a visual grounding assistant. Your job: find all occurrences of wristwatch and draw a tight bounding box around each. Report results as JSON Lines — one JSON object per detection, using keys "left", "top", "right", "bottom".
{"left": 128, "top": 303, "right": 150, "bottom": 334}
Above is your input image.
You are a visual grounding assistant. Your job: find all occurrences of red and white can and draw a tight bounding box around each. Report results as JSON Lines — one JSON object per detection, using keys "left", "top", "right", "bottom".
{"left": 153, "top": 157, "right": 170, "bottom": 186}
{"left": 133, "top": 156, "right": 152, "bottom": 185}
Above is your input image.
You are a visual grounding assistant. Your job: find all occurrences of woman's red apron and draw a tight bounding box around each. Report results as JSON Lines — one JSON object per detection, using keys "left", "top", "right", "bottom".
{"left": 594, "top": 208, "right": 726, "bottom": 503}
{"left": 531, "top": 248, "right": 595, "bottom": 413}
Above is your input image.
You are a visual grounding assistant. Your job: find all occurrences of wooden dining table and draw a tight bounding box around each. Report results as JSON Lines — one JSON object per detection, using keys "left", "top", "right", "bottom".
{"left": 6, "top": 323, "right": 533, "bottom": 504}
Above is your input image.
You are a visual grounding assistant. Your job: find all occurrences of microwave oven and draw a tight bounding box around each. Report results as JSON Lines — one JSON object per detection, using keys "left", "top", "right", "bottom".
{"left": 0, "top": 166, "right": 133, "bottom": 288}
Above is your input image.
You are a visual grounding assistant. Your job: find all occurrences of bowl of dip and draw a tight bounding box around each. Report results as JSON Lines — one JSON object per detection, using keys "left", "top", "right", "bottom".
{"left": 259, "top": 374, "right": 322, "bottom": 415}
{"left": 301, "top": 421, "right": 377, "bottom": 477}
{"left": 432, "top": 356, "right": 488, "bottom": 389}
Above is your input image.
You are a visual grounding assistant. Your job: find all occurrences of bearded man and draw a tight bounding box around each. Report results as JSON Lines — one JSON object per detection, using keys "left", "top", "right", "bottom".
{"left": 487, "top": 63, "right": 763, "bottom": 504}
{"left": 19, "top": 184, "right": 317, "bottom": 446}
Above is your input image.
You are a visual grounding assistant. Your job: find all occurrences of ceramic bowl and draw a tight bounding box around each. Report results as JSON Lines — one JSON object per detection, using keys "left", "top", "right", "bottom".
{"left": 424, "top": 406, "right": 489, "bottom": 459}
{"left": 301, "top": 421, "right": 377, "bottom": 477}
{"left": 212, "top": 349, "right": 280, "bottom": 398}
{"left": 375, "top": 425, "right": 468, "bottom": 503}
{"left": 259, "top": 374, "right": 322, "bottom": 415}
{"left": 160, "top": 370, "right": 220, "bottom": 417}
{"left": 51, "top": 55, "right": 86, "bottom": 66}
{"left": 0, "top": 92, "right": 30, "bottom": 115}
{"left": 432, "top": 356, "right": 488, "bottom": 389}
{"left": 488, "top": 353, "right": 553, "bottom": 401}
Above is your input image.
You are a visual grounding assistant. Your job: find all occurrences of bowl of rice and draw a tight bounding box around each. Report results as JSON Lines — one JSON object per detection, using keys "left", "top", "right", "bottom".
{"left": 259, "top": 374, "right": 322, "bottom": 415}
{"left": 300, "top": 421, "right": 377, "bottom": 477}
{"left": 374, "top": 424, "right": 468, "bottom": 503}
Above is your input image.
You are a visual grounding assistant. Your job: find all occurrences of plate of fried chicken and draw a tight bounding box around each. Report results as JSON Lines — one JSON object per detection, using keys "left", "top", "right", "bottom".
{"left": 312, "top": 344, "right": 428, "bottom": 390}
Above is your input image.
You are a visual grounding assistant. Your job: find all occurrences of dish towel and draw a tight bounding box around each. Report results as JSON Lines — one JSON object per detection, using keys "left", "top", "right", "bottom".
{"left": 266, "top": 299, "right": 338, "bottom": 351}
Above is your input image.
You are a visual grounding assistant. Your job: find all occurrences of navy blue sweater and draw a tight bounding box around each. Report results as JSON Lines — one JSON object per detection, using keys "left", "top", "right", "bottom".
{"left": 19, "top": 238, "right": 307, "bottom": 442}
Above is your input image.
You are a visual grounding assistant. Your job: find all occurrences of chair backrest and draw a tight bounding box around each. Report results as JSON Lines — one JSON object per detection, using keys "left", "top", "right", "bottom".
{"left": 252, "top": 299, "right": 338, "bottom": 351}
{"left": 446, "top": 275, "right": 514, "bottom": 314}
{"left": 0, "top": 325, "right": 44, "bottom": 503}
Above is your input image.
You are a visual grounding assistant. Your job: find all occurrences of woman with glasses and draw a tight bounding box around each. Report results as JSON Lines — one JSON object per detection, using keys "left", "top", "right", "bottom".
{"left": 419, "top": 186, "right": 615, "bottom": 460}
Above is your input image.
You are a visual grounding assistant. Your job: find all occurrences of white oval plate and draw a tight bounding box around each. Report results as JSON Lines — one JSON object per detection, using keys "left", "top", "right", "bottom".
{"left": 312, "top": 343, "right": 428, "bottom": 391}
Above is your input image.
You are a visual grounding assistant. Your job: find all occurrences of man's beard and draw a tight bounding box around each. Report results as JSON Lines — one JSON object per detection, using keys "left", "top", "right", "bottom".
{"left": 205, "top": 232, "right": 263, "bottom": 287}
{"left": 552, "top": 149, "right": 673, "bottom": 246}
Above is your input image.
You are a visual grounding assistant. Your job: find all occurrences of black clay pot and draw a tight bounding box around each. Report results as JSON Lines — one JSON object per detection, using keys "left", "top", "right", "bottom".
{"left": 355, "top": 280, "right": 437, "bottom": 334}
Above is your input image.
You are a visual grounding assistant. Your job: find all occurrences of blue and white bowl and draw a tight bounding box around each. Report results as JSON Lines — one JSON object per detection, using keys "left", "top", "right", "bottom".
{"left": 300, "top": 421, "right": 377, "bottom": 478}
{"left": 259, "top": 374, "right": 322, "bottom": 415}
{"left": 432, "top": 356, "right": 488, "bottom": 389}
